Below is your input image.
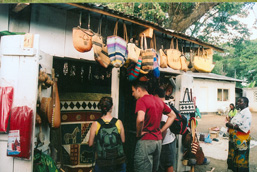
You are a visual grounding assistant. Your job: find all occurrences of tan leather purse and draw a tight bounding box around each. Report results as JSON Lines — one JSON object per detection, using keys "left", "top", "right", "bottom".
{"left": 193, "top": 48, "right": 215, "bottom": 73}
{"left": 73, "top": 13, "right": 94, "bottom": 53}
{"left": 165, "top": 39, "right": 182, "bottom": 70}
{"left": 73, "top": 26, "right": 94, "bottom": 52}
{"left": 159, "top": 48, "right": 168, "bottom": 68}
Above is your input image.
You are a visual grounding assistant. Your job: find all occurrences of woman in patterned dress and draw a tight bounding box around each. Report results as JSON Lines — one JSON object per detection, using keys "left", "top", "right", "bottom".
{"left": 225, "top": 97, "right": 252, "bottom": 172}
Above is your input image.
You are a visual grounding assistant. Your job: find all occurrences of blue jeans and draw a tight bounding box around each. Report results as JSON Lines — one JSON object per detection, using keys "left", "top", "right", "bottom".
{"left": 94, "top": 163, "right": 126, "bottom": 172}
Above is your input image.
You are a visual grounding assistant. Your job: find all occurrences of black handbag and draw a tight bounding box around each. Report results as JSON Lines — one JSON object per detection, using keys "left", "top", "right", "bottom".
{"left": 179, "top": 88, "right": 195, "bottom": 114}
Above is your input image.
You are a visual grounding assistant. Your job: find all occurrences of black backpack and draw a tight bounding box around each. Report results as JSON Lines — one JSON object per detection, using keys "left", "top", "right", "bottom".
{"left": 96, "top": 118, "right": 125, "bottom": 160}
{"left": 168, "top": 103, "right": 188, "bottom": 135}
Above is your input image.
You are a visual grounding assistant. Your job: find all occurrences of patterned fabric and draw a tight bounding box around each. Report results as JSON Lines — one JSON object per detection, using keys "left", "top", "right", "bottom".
{"left": 107, "top": 35, "right": 127, "bottom": 68}
{"left": 127, "top": 57, "right": 142, "bottom": 81}
{"left": 227, "top": 128, "right": 250, "bottom": 172}
{"left": 141, "top": 49, "right": 154, "bottom": 72}
{"left": 230, "top": 107, "right": 252, "bottom": 133}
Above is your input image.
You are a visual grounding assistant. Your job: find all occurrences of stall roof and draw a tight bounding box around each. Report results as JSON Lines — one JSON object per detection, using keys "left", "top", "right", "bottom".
{"left": 187, "top": 71, "right": 243, "bottom": 82}
{"left": 46, "top": 3, "right": 224, "bottom": 53}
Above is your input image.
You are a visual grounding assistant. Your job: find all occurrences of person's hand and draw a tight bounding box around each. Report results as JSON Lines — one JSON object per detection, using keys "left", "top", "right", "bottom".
{"left": 226, "top": 122, "right": 233, "bottom": 129}
{"left": 225, "top": 116, "right": 230, "bottom": 122}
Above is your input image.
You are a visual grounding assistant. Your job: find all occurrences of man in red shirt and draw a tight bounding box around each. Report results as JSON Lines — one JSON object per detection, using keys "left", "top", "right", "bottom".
{"left": 132, "top": 81, "right": 176, "bottom": 172}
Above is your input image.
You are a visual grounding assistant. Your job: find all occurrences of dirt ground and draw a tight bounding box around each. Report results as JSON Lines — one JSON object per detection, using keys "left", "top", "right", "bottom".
{"left": 194, "top": 112, "right": 257, "bottom": 172}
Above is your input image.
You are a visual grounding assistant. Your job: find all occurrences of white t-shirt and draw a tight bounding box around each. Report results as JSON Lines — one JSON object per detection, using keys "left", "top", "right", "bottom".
{"left": 161, "top": 100, "right": 176, "bottom": 145}
{"left": 161, "top": 114, "right": 176, "bottom": 145}
{"left": 231, "top": 107, "right": 252, "bottom": 133}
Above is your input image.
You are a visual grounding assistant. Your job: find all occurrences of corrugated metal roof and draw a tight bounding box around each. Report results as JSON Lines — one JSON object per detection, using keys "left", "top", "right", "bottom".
{"left": 46, "top": 3, "right": 224, "bottom": 53}
{"left": 186, "top": 71, "right": 243, "bottom": 82}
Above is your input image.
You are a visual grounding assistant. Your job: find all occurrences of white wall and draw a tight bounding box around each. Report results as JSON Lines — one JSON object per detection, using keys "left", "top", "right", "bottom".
{"left": 243, "top": 87, "right": 257, "bottom": 112}
{"left": 30, "top": 4, "right": 94, "bottom": 60}
{"left": 193, "top": 78, "right": 236, "bottom": 113}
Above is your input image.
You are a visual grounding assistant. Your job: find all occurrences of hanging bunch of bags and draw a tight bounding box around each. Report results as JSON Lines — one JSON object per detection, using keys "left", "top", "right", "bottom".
{"left": 72, "top": 13, "right": 216, "bottom": 75}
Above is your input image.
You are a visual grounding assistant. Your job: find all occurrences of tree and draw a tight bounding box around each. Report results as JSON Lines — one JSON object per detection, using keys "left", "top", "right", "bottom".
{"left": 104, "top": 2, "right": 254, "bottom": 45}
{"left": 212, "top": 39, "right": 257, "bottom": 87}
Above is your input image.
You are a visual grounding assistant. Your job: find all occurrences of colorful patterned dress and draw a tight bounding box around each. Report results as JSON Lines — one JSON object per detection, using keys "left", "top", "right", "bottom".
{"left": 227, "top": 107, "right": 252, "bottom": 172}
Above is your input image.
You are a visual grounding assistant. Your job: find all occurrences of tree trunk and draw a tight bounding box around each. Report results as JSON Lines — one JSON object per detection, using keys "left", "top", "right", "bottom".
{"left": 168, "top": 3, "right": 219, "bottom": 32}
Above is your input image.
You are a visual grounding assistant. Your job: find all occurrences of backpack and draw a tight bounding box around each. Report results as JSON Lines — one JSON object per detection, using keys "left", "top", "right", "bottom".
{"left": 96, "top": 118, "right": 125, "bottom": 161}
{"left": 168, "top": 103, "right": 188, "bottom": 135}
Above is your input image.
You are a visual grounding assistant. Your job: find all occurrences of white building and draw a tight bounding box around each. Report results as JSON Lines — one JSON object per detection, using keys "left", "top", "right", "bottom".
{"left": 188, "top": 72, "right": 243, "bottom": 114}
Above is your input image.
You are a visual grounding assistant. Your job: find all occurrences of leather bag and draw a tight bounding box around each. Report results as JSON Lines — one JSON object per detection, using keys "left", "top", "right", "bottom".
{"left": 72, "top": 26, "right": 94, "bottom": 53}
{"left": 107, "top": 21, "right": 128, "bottom": 68}
{"left": 97, "top": 45, "right": 111, "bottom": 68}
{"left": 159, "top": 48, "right": 168, "bottom": 68}
{"left": 165, "top": 38, "right": 181, "bottom": 70}
{"left": 92, "top": 17, "right": 110, "bottom": 68}
{"left": 193, "top": 48, "right": 215, "bottom": 73}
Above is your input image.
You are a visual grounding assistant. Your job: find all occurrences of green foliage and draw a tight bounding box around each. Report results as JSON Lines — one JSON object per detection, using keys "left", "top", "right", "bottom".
{"left": 213, "top": 39, "right": 257, "bottom": 87}
{"left": 188, "top": 2, "right": 253, "bottom": 45}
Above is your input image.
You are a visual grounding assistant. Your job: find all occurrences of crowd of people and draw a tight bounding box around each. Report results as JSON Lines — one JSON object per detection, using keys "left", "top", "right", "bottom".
{"left": 88, "top": 80, "right": 252, "bottom": 172}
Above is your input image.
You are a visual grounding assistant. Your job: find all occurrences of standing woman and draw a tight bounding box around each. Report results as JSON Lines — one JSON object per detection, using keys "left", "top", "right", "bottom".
{"left": 228, "top": 103, "right": 237, "bottom": 120}
{"left": 226, "top": 97, "right": 252, "bottom": 172}
{"left": 89, "top": 97, "right": 126, "bottom": 172}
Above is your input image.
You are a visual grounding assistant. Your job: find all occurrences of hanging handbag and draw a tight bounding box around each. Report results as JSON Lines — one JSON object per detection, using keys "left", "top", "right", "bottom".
{"left": 73, "top": 13, "right": 94, "bottom": 53}
{"left": 107, "top": 21, "right": 128, "bottom": 68}
{"left": 180, "top": 45, "right": 188, "bottom": 72}
{"left": 140, "top": 34, "right": 154, "bottom": 73}
{"left": 127, "top": 42, "right": 141, "bottom": 63}
{"left": 127, "top": 56, "right": 142, "bottom": 81}
{"left": 92, "top": 16, "right": 103, "bottom": 60}
{"left": 159, "top": 48, "right": 168, "bottom": 68}
{"left": 179, "top": 88, "right": 195, "bottom": 114}
{"left": 193, "top": 47, "right": 215, "bottom": 73}
{"left": 93, "top": 15, "right": 110, "bottom": 68}
{"left": 165, "top": 38, "right": 181, "bottom": 70}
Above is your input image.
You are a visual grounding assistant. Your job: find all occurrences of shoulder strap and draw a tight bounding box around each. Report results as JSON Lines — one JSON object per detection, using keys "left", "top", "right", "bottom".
{"left": 110, "top": 118, "right": 118, "bottom": 125}
{"left": 183, "top": 88, "right": 191, "bottom": 101}
{"left": 97, "top": 118, "right": 105, "bottom": 126}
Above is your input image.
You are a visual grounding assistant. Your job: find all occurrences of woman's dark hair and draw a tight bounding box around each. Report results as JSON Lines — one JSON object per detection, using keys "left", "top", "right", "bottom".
{"left": 230, "top": 103, "right": 235, "bottom": 112}
{"left": 99, "top": 97, "right": 113, "bottom": 115}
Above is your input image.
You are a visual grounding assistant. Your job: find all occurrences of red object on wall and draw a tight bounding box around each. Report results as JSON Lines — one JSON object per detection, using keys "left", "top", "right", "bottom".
{"left": 0, "top": 87, "right": 14, "bottom": 133}
{"left": 9, "top": 106, "right": 33, "bottom": 159}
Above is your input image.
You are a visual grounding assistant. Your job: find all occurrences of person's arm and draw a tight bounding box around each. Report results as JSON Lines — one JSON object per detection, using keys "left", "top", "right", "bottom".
{"left": 88, "top": 121, "right": 98, "bottom": 147}
{"left": 160, "top": 110, "right": 176, "bottom": 133}
{"left": 160, "top": 121, "right": 167, "bottom": 139}
{"left": 225, "top": 122, "right": 243, "bottom": 132}
{"left": 136, "top": 110, "right": 145, "bottom": 137}
{"left": 119, "top": 120, "right": 125, "bottom": 143}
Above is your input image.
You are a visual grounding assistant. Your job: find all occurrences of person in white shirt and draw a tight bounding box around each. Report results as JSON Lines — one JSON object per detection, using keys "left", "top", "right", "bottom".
{"left": 225, "top": 97, "right": 252, "bottom": 172}
{"left": 155, "top": 87, "right": 176, "bottom": 172}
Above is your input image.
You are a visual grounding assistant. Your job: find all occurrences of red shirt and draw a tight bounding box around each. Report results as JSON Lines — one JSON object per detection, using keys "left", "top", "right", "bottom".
{"left": 135, "top": 94, "right": 171, "bottom": 140}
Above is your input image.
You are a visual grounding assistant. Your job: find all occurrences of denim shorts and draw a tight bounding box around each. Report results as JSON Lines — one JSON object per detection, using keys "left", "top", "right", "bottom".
{"left": 94, "top": 162, "right": 126, "bottom": 172}
{"left": 134, "top": 140, "right": 162, "bottom": 172}
{"left": 159, "top": 140, "right": 176, "bottom": 171}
